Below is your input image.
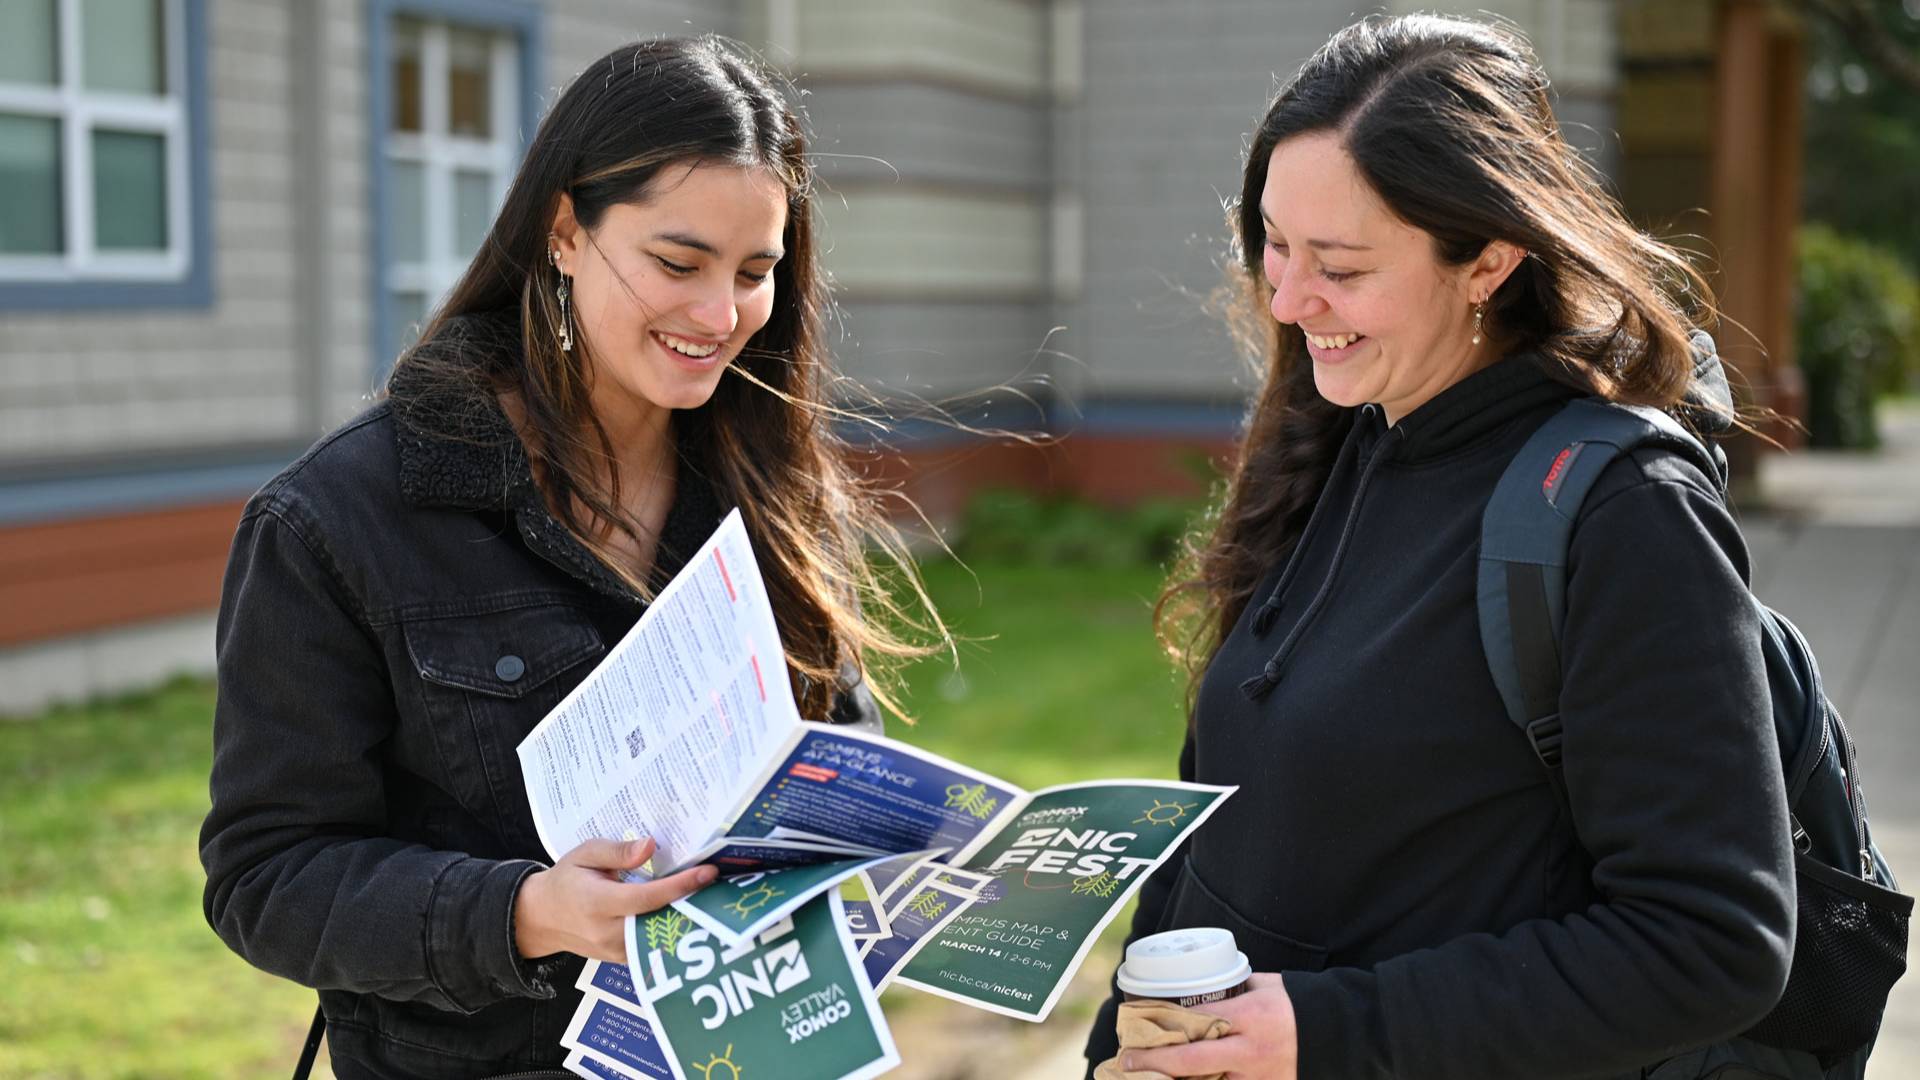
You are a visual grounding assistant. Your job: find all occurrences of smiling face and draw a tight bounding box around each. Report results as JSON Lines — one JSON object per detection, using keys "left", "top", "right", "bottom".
{"left": 550, "top": 163, "right": 788, "bottom": 435}
{"left": 1258, "top": 132, "right": 1518, "bottom": 424}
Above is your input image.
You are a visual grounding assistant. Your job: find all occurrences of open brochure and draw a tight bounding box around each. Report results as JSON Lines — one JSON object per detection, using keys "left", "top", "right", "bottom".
{"left": 518, "top": 510, "right": 1234, "bottom": 1079}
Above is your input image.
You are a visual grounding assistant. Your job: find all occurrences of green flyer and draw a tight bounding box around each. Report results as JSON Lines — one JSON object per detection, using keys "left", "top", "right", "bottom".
{"left": 671, "top": 851, "right": 909, "bottom": 945}
{"left": 625, "top": 890, "right": 898, "bottom": 1080}
{"left": 894, "top": 779, "right": 1232, "bottom": 1021}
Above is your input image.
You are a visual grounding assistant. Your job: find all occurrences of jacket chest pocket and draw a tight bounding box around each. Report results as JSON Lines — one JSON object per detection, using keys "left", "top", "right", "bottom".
{"left": 402, "top": 603, "right": 604, "bottom": 852}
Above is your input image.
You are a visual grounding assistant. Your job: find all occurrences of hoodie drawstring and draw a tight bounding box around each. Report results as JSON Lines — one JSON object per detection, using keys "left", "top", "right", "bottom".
{"left": 1239, "top": 422, "right": 1406, "bottom": 701}
{"left": 1248, "top": 431, "right": 1362, "bottom": 637}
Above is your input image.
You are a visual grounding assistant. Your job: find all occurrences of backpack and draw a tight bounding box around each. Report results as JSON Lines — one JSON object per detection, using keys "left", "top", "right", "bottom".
{"left": 1476, "top": 393, "right": 1912, "bottom": 1073}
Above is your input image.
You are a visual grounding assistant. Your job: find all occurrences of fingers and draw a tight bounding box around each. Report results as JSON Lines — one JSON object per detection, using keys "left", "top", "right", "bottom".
{"left": 1124, "top": 1036, "right": 1241, "bottom": 1078}
{"left": 623, "top": 863, "right": 720, "bottom": 913}
{"left": 563, "top": 836, "right": 656, "bottom": 871}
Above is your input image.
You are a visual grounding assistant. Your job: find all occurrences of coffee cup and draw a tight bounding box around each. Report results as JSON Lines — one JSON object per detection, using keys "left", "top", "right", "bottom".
{"left": 1115, "top": 927, "right": 1252, "bottom": 1009}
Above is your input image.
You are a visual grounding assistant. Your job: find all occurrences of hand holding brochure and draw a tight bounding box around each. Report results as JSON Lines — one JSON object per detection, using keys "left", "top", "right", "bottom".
{"left": 516, "top": 510, "right": 1233, "bottom": 1080}
{"left": 517, "top": 509, "right": 807, "bottom": 874}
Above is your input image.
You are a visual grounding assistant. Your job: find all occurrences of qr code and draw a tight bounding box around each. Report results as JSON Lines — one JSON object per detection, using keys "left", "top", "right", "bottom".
{"left": 626, "top": 728, "right": 645, "bottom": 758}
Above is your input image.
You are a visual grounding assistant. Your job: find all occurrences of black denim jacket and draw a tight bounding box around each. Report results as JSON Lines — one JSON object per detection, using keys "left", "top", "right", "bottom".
{"left": 200, "top": 312, "right": 878, "bottom": 1079}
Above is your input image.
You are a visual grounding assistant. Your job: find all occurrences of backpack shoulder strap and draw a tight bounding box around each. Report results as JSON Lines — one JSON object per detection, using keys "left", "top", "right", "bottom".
{"left": 1477, "top": 398, "right": 1714, "bottom": 772}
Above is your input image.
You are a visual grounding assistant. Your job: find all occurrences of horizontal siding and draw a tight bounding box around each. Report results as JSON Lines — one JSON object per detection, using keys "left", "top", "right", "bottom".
{"left": 818, "top": 188, "right": 1049, "bottom": 298}
{"left": 1064, "top": 0, "right": 1349, "bottom": 400}
{"left": 321, "top": 0, "right": 377, "bottom": 425}
{"left": 829, "top": 297, "right": 1055, "bottom": 398}
{"left": 804, "top": 81, "right": 1051, "bottom": 192}
{"left": 1385, "top": 0, "right": 1617, "bottom": 93}
{"left": 1560, "top": 0, "right": 1617, "bottom": 92}
{"left": 546, "top": 0, "right": 740, "bottom": 87}
{"left": 796, "top": 0, "right": 1049, "bottom": 99}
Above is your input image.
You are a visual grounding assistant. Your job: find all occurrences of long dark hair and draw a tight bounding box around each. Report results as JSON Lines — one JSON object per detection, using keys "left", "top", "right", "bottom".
{"left": 394, "top": 35, "right": 943, "bottom": 720}
{"left": 1160, "top": 13, "right": 1720, "bottom": 690}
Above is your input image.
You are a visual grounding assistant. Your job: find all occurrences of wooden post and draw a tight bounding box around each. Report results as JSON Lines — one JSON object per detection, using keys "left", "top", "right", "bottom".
{"left": 1710, "top": 0, "right": 1808, "bottom": 487}
{"left": 1764, "top": 21, "right": 1807, "bottom": 447}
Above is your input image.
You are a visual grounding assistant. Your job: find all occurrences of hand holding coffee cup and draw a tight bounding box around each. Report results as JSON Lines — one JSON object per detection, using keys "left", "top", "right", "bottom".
{"left": 1107, "top": 930, "right": 1299, "bottom": 1080}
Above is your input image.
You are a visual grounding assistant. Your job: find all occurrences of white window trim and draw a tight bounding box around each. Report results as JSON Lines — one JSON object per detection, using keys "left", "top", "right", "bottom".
{"left": 0, "top": 0, "right": 192, "bottom": 282}
{"left": 384, "top": 19, "right": 519, "bottom": 313}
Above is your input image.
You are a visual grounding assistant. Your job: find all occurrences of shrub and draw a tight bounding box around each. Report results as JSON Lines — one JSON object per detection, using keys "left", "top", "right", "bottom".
{"left": 953, "top": 489, "right": 1207, "bottom": 568}
{"left": 1795, "top": 224, "right": 1920, "bottom": 448}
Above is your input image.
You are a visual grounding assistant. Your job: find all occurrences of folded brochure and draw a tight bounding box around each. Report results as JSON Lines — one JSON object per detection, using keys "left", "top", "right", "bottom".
{"left": 519, "top": 509, "right": 1234, "bottom": 1078}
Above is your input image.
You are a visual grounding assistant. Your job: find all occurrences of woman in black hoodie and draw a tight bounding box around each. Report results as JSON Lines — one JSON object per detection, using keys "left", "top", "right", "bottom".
{"left": 1086, "top": 14, "right": 1798, "bottom": 1080}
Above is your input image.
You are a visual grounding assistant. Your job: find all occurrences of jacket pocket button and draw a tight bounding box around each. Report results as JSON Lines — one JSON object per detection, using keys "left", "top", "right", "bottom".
{"left": 494, "top": 654, "right": 526, "bottom": 682}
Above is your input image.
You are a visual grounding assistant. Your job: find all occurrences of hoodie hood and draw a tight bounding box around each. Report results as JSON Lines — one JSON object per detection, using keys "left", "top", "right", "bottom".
{"left": 1236, "top": 333, "right": 1725, "bottom": 702}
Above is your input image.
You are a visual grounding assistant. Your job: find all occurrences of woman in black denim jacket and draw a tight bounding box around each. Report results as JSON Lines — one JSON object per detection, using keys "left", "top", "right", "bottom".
{"left": 200, "top": 37, "right": 938, "bottom": 1079}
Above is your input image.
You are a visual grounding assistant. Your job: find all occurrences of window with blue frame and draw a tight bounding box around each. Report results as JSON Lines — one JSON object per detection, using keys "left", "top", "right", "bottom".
{"left": 376, "top": 7, "right": 533, "bottom": 367}
{"left": 0, "top": 0, "right": 209, "bottom": 307}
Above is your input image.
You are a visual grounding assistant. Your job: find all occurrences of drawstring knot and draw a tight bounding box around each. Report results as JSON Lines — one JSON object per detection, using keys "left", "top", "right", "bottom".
{"left": 1250, "top": 597, "right": 1283, "bottom": 636}
{"left": 1238, "top": 660, "right": 1283, "bottom": 701}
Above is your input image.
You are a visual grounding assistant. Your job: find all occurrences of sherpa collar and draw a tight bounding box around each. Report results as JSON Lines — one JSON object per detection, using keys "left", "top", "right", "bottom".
{"left": 386, "top": 308, "right": 537, "bottom": 512}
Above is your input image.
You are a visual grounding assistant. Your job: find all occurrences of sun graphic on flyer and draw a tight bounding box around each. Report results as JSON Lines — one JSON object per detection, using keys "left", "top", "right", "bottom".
{"left": 724, "top": 882, "right": 784, "bottom": 919}
{"left": 692, "top": 1044, "right": 742, "bottom": 1079}
{"left": 1134, "top": 799, "right": 1198, "bottom": 828}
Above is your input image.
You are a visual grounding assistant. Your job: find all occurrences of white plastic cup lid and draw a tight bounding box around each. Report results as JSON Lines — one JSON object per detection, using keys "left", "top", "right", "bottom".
{"left": 1115, "top": 927, "right": 1251, "bottom": 999}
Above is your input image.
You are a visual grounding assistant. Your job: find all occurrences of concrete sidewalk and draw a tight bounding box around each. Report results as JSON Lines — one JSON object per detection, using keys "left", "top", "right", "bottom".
{"left": 990, "top": 404, "right": 1920, "bottom": 1080}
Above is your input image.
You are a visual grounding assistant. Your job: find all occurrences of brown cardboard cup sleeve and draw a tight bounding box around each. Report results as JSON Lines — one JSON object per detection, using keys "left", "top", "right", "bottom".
{"left": 1091, "top": 999, "right": 1233, "bottom": 1080}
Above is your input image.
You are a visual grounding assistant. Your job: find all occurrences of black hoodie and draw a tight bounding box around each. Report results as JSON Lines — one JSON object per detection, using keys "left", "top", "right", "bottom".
{"left": 1086, "top": 354, "right": 1794, "bottom": 1079}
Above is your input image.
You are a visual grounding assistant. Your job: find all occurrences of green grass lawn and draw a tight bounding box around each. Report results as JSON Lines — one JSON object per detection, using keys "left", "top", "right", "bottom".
{"left": 0, "top": 680, "right": 326, "bottom": 1079}
{"left": 0, "top": 558, "right": 1189, "bottom": 1079}
{"left": 890, "top": 557, "right": 1190, "bottom": 785}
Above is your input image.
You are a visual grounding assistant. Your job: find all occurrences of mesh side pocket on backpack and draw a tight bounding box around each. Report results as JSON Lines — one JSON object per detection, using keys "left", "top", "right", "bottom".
{"left": 1745, "top": 850, "right": 1913, "bottom": 1066}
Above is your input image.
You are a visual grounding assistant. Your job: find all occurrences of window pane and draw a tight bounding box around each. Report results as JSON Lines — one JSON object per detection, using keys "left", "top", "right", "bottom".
{"left": 447, "top": 28, "right": 492, "bottom": 138}
{"left": 390, "top": 159, "right": 425, "bottom": 263}
{"left": 92, "top": 128, "right": 167, "bottom": 249}
{"left": 391, "top": 18, "right": 423, "bottom": 133}
{"left": 0, "top": 0, "right": 58, "bottom": 86}
{"left": 391, "top": 290, "right": 428, "bottom": 358}
{"left": 82, "top": 0, "right": 165, "bottom": 95}
{"left": 453, "top": 169, "right": 491, "bottom": 259}
{"left": 0, "top": 114, "right": 63, "bottom": 253}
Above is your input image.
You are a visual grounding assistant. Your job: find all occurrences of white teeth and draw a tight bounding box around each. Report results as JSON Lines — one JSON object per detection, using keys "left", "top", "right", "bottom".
{"left": 656, "top": 332, "right": 720, "bottom": 358}
{"left": 1307, "top": 332, "right": 1361, "bottom": 350}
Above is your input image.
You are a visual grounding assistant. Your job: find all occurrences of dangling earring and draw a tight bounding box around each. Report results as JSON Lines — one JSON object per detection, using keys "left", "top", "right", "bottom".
{"left": 1470, "top": 300, "right": 1486, "bottom": 346}
{"left": 548, "top": 236, "right": 573, "bottom": 353}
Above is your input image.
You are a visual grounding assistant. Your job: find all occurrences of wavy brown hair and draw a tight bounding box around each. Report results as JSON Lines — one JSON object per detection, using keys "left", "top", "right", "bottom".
{"left": 1160, "top": 14, "right": 1724, "bottom": 695}
{"left": 393, "top": 36, "right": 944, "bottom": 720}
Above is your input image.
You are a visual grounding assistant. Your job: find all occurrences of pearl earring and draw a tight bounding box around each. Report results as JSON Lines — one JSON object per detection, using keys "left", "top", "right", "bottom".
{"left": 1471, "top": 300, "right": 1486, "bottom": 346}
